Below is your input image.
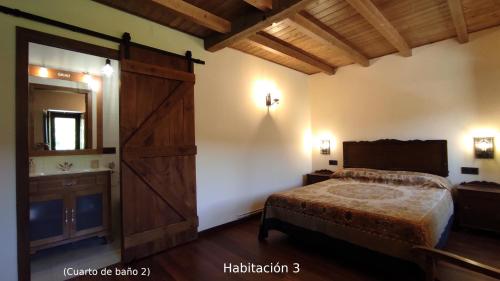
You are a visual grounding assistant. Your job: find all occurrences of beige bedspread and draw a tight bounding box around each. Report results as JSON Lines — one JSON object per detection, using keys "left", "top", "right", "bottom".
{"left": 263, "top": 168, "right": 454, "bottom": 249}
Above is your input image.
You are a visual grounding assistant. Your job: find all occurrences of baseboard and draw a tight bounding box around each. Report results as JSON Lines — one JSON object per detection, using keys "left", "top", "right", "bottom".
{"left": 198, "top": 209, "right": 263, "bottom": 236}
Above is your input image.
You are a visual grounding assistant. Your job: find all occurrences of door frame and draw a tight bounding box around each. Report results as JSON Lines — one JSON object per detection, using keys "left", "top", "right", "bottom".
{"left": 15, "top": 27, "right": 119, "bottom": 281}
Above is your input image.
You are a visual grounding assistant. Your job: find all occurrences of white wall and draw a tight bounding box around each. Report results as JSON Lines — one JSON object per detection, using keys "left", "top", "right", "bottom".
{"left": 309, "top": 27, "right": 500, "bottom": 184}
{"left": 0, "top": 1, "right": 311, "bottom": 279}
{"left": 195, "top": 49, "right": 311, "bottom": 229}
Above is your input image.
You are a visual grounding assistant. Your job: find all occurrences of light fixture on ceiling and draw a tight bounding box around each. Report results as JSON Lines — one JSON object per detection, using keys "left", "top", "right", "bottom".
{"left": 474, "top": 137, "right": 494, "bottom": 159}
{"left": 265, "top": 93, "right": 279, "bottom": 108}
{"left": 82, "top": 72, "right": 92, "bottom": 84}
{"left": 82, "top": 72, "right": 100, "bottom": 92}
{"left": 38, "top": 67, "right": 49, "bottom": 78}
{"left": 102, "top": 58, "right": 113, "bottom": 77}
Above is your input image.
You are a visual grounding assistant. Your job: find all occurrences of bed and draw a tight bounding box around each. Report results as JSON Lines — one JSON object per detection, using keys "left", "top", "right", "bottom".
{"left": 259, "top": 139, "right": 454, "bottom": 264}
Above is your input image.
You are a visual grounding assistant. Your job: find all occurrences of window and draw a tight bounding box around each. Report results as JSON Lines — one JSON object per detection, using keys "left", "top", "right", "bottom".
{"left": 45, "top": 111, "right": 85, "bottom": 150}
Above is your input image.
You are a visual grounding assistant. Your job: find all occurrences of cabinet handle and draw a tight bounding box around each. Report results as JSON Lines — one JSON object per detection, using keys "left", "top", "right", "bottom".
{"left": 71, "top": 209, "right": 75, "bottom": 223}
{"left": 65, "top": 209, "right": 68, "bottom": 224}
{"left": 64, "top": 180, "right": 77, "bottom": 187}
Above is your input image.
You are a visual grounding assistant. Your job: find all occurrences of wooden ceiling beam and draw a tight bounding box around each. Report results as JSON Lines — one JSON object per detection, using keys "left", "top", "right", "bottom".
{"left": 152, "top": 0, "right": 231, "bottom": 33}
{"left": 249, "top": 32, "right": 336, "bottom": 75}
{"left": 205, "top": 0, "right": 316, "bottom": 52}
{"left": 288, "top": 11, "right": 369, "bottom": 67}
{"left": 344, "top": 0, "right": 411, "bottom": 57}
{"left": 447, "top": 0, "right": 469, "bottom": 43}
{"left": 244, "top": 0, "right": 272, "bottom": 11}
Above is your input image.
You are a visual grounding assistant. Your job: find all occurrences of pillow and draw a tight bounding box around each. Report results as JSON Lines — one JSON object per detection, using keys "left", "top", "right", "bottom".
{"left": 331, "top": 168, "right": 452, "bottom": 190}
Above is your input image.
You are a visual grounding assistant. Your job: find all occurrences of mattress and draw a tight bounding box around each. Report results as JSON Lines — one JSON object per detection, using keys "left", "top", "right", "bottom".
{"left": 262, "top": 168, "right": 454, "bottom": 261}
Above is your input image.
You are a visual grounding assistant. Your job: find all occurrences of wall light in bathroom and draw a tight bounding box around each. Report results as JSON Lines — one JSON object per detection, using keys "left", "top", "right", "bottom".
{"left": 102, "top": 58, "right": 113, "bottom": 77}
{"left": 320, "top": 140, "right": 331, "bottom": 155}
{"left": 265, "top": 93, "right": 279, "bottom": 108}
{"left": 474, "top": 137, "right": 494, "bottom": 159}
{"left": 38, "top": 67, "right": 49, "bottom": 78}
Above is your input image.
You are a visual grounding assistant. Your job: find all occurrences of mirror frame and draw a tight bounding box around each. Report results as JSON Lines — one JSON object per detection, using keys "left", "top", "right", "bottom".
{"left": 27, "top": 66, "right": 103, "bottom": 156}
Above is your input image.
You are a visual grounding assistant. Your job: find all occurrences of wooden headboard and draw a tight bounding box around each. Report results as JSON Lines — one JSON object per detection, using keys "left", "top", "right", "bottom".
{"left": 343, "top": 139, "right": 449, "bottom": 177}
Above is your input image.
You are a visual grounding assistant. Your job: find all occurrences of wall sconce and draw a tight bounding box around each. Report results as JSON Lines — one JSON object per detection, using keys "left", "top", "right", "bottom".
{"left": 265, "top": 93, "right": 279, "bottom": 108}
{"left": 474, "top": 137, "right": 494, "bottom": 159}
{"left": 320, "top": 140, "right": 331, "bottom": 155}
{"left": 102, "top": 58, "right": 113, "bottom": 77}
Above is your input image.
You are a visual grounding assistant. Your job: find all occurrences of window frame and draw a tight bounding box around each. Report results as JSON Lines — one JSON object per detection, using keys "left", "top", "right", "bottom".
{"left": 47, "top": 110, "right": 83, "bottom": 150}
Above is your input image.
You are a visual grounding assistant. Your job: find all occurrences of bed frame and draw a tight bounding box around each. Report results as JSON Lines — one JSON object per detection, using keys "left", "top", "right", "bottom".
{"left": 258, "top": 139, "right": 450, "bottom": 273}
{"left": 343, "top": 139, "right": 448, "bottom": 177}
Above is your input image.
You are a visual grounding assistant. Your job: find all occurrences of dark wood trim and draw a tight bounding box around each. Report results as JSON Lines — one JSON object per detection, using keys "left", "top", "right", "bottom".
{"left": 15, "top": 27, "right": 120, "bottom": 281}
{"left": 447, "top": 0, "right": 469, "bottom": 43}
{"left": 151, "top": 0, "right": 231, "bottom": 33}
{"left": 86, "top": 90, "right": 93, "bottom": 149}
{"left": 29, "top": 149, "right": 103, "bottom": 157}
{"left": 28, "top": 83, "right": 95, "bottom": 154}
{"left": 343, "top": 139, "right": 449, "bottom": 177}
{"left": 16, "top": 26, "right": 31, "bottom": 281}
{"left": 460, "top": 181, "right": 500, "bottom": 187}
{"left": 343, "top": 0, "right": 412, "bottom": 57}
{"left": 121, "top": 60, "right": 196, "bottom": 82}
{"left": 95, "top": 76, "right": 103, "bottom": 150}
{"left": 248, "top": 32, "right": 336, "bottom": 75}
{"left": 122, "top": 146, "right": 197, "bottom": 161}
{"left": 204, "top": 0, "right": 317, "bottom": 52}
{"left": 287, "top": 11, "right": 369, "bottom": 67}
{"left": 17, "top": 27, "right": 119, "bottom": 60}
{"left": 413, "top": 246, "right": 500, "bottom": 281}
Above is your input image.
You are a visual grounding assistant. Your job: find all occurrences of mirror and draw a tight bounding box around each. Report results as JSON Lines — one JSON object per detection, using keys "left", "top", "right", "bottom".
{"left": 28, "top": 65, "right": 103, "bottom": 156}
{"left": 29, "top": 84, "right": 92, "bottom": 152}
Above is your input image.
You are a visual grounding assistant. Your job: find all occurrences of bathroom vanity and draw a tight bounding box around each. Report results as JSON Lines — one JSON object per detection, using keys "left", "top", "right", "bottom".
{"left": 29, "top": 169, "right": 111, "bottom": 254}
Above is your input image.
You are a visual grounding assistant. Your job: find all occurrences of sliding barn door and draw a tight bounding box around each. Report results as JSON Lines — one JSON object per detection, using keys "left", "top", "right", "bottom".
{"left": 120, "top": 45, "right": 198, "bottom": 262}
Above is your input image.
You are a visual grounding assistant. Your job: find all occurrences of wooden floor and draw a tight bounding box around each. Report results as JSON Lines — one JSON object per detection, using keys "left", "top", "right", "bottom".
{"left": 74, "top": 217, "right": 500, "bottom": 281}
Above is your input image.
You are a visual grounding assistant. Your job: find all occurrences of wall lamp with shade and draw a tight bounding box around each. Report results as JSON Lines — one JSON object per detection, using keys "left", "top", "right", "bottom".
{"left": 320, "top": 139, "right": 331, "bottom": 155}
{"left": 265, "top": 93, "right": 279, "bottom": 108}
{"left": 474, "top": 137, "right": 494, "bottom": 159}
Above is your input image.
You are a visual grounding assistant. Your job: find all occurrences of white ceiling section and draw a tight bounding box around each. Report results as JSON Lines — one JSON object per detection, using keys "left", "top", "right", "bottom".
{"left": 28, "top": 42, "right": 119, "bottom": 76}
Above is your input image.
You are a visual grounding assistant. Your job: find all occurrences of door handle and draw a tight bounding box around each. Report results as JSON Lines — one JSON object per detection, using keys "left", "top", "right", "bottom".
{"left": 65, "top": 209, "right": 68, "bottom": 224}
{"left": 71, "top": 209, "right": 75, "bottom": 223}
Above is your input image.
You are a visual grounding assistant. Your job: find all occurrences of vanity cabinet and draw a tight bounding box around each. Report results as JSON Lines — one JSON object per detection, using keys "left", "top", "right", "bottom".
{"left": 29, "top": 170, "right": 111, "bottom": 254}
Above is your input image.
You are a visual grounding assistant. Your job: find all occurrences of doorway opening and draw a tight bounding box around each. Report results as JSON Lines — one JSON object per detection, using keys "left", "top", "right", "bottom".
{"left": 16, "top": 28, "right": 121, "bottom": 281}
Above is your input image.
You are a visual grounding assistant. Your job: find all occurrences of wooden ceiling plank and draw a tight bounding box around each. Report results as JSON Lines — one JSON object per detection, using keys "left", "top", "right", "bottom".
{"left": 244, "top": 0, "right": 273, "bottom": 11}
{"left": 447, "top": 0, "right": 469, "bottom": 43}
{"left": 344, "top": 0, "right": 412, "bottom": 57}
{"left": 249, "top": 32, "right": 337, "bottom": 74}
{"left": 152, "top": 0, "right": 231, "bottom": 33}
{"left": 205, "top": 0, "right": 317, "bottom": 52}
{"left": 288, "top": 11, "right": 369, "bottom": 66}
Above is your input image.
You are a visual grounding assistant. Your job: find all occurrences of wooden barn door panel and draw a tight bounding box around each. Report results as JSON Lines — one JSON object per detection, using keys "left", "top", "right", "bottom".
{"left": 120, "top": 46, "right": 197, "bottom": 263}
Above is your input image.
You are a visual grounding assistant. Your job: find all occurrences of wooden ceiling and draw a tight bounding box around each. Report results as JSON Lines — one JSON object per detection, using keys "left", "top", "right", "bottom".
{"left": 93, "top": 0, "right": 500, "bottom": 75}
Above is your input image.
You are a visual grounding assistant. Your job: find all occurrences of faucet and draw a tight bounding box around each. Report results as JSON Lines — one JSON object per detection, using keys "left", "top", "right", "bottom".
{"left": 58, "top": 162, "right": 73, "bottom": 172}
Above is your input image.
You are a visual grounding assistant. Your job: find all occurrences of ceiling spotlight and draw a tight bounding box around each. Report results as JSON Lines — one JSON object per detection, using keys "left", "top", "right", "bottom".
{"left": 82, "top": 73, "right": 92, "bottom": 84}
{"left": 38, "top": 67, "right": 49, "bottom": 78}
{"left": 102, "top": 58, "right": 113, "bottom": 77}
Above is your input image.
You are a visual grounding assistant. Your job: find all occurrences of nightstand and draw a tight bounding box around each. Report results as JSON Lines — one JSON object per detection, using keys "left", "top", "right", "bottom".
{"left": 306, "top": 170, "right": 333, "bottom": 185}
{"left": 456, "top": 181, "right": 500, "bottom": 234}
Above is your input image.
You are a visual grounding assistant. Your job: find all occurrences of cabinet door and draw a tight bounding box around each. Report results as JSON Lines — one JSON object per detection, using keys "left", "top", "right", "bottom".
{"left": 29, "top": 193, "right": 70, "bottom": 248}
{"left": 70, "top": 186, "right": 109, "bottom": 238}
{"left": 458, "top": 189, "right": 500, "bottom": 232}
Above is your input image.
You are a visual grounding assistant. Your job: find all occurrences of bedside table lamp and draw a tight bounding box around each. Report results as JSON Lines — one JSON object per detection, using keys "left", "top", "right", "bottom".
{"left": 474, "top": 137, "right": 494, "bottom": 159}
